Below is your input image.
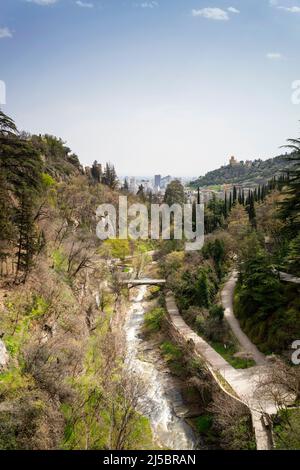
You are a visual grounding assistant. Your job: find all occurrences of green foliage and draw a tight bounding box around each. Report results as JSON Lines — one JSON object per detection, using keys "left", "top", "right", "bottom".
{"left": 194, "top": 414, "right": 213, "bottom": 434}
{"left": 222, "top": 415, "right": 256, "bottom": 450}
{"left": 209, "top": 304, "right": 224, "bottom": 321}
{"left": 0, "top": 112, "right": 49, "bottom": 282}
{"left": 204, "top": 195, "right": 225, "bottom": 233}
{"left": 284, "top": 231, "right": 300, "bottom": 275}
{"left": 211, "top": 342, "right": 255, "bottom": 369}
{"left": 31, "top": 134, "right": 81, "bottom": 179}
{"left": 52, "top": 248, "right": 68, "bottom": 275}
{"left": 202, "top": 239, "right": 226, "bottom": 278}
{"left": 235, "top": 241, "right": 300, "bottom": 353}
{"left": 42, "top": 172, "right": 55, "bottom": 188}
{"left": 238, "top": 250, "right": 284, "bottom": 321}
{"left": 163, "top": 180, "right": 185, "bottom": 206}
{"left": 160, "top": 341, "right": 185, "bottom": 377}
{"left": 102, "top": 239, "right": 131, "bottom": 260}
{"left": 273, "top": 409, "right": 300, "bottom": 450}
{"left": 178, "top": 267, "right": 217, "bottom": 310}
{"left": 190, "top": 154, "right": 295, "bottom": 188}
{"left": 144, "top": 307, "right": 165, "bottom": 335}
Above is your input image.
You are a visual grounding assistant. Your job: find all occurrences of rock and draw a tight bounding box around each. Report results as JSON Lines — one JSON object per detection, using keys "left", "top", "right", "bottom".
{"left": 266, "top": 354, "right": 277, "bottom": 363}
{"left": 233, "top": 351, "right": 254, "bottom": 360}
{"left": 0, "top": 340, "right": 9, "bottom": 370}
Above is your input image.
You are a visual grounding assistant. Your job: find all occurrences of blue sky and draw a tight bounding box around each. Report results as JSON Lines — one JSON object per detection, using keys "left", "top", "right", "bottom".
{"left": 1, "top": 0, "right": 300, "bottom": 176}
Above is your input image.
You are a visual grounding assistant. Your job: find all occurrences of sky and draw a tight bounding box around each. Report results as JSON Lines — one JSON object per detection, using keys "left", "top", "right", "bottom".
{"left": 0, "top": 0, "right": 300, "bottom": 177}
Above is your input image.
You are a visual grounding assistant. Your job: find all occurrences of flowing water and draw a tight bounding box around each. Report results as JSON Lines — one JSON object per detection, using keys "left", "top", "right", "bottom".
{"left": 124, "top": 285, "right": 197, "bottom": 450}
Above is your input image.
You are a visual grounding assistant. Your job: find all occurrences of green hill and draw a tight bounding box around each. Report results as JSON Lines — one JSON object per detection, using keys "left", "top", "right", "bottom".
{"left": 190, "top": 154, "right": 295, "bottom": 188}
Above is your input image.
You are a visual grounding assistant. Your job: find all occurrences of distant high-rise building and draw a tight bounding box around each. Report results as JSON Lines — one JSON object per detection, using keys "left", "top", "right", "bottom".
{"left": 154, "top": 174, "right": 161, "bottom": 188}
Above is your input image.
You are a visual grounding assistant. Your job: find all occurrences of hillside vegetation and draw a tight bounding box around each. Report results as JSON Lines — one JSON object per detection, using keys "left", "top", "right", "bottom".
{"left": 190, "top": 154, "right": 295, "bottom": 188}
{"left": 0, "top": 112, "right": 153, "bottom": 450}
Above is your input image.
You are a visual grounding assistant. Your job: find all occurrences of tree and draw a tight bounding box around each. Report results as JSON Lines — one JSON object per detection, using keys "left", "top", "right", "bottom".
{"left": 233, "top": 186, "right": 237, "bottom": 205}
{"left": 103, "top": 163, "right": 118, "bottom": 189}
{"left": 285, "top": 233, "right": 300, "bottom": 275}
{"left": 246, "top": 191, "right": 257, "bottom": 228}
{"left": 164, "top": 180, "right": 185, "bottom": 206}
{"left": 0, "top": 112, "right": 43, "bottom": 281}
{"left": 91, "top": 160, "right": 102, "bottom": 183}
{"left": 237, "top": 248, "right": 284, "bottom": 321}
{"left": 14, "top": 190, "right": 39, "bottom": 282}
{"left": 227, "top": 204, "right": 251, "bottom": 247}
{"left": 122, "top": 178, "right": 129, "bottom": 193}
{"left": 136, "top": 184, "right": 145, "bottom": 202}
{"left": 278, "top": 135, "right": 300, "bottom": 273}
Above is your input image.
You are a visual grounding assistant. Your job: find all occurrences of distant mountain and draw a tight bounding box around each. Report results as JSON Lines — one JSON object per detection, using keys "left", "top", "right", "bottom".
{"left": 190, "top": 154, "right": 295, "bottom": 188}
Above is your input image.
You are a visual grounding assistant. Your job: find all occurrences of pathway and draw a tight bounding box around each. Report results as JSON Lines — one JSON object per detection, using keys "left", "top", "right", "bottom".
{"left": 121, "top": 278, "right": 166, "bottom": 286}
{"left": 221, "top": 271, "right": 267, "bottom": 366}
{"left": 165, "top": 292, "right": 278, "bottom": 450}
{"left": 279, "top": 271, "right": 300, "bottom": 285}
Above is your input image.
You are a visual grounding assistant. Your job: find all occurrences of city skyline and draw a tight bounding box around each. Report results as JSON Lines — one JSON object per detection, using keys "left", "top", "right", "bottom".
{"left": 1, "top": 0, "right": 300, "bottom": 176}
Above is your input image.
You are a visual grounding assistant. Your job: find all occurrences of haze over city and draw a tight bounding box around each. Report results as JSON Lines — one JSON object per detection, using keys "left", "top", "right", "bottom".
{"left": 1, "top": 0, "right": 300, "bottom": 176}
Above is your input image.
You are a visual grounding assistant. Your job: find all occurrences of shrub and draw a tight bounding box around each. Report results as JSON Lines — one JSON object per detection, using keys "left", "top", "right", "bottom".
{"left": 144, "top": 307, "right": 165, "bottom": 335}
{"left": 209, "top": 304, "right": 224, "bottom": 321}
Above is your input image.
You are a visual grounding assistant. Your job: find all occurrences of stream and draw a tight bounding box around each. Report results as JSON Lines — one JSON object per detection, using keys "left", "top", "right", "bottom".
{"left": 124, "top": 285, "right": 197, "bottom": 450}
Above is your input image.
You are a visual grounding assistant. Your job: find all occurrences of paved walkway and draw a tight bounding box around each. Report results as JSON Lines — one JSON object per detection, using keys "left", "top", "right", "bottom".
{"left": 165, "top": 292, "right": 276, "bottom": 450}
{"left": 279, "top": 271, "right": 300, "bottom": 285}
{"left": 121, "top": 278, "right": 166, "bottom": 286}
{"left": 221, "top": 271, "right": 267, "bottom": 366}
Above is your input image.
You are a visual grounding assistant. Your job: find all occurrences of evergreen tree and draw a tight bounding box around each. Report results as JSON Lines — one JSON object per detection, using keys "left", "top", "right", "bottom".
{"left": 122, "top": 178, "right": 129, "bottom": 193}
{"left": 0, "top": 111, "right": 43, "bottom": 281}
{"left": 224, "top": 192, "right": 228, "bottom": 219}
{"left": 279, "top": 140, "right": 300, "bottom": 238}
{"left": 136, "top": 184, "right": 145, "bottom": 201}
{"left": 233, "top": 186, "right": 237, "bottom": 205}
{"left": 103, "top": 163, "right": 118, "bottom": 189}
{"left": 197, "top": 187, "right": 201, "bottom": 205}
{"left": 229, "top": 192, "right": 232, "bottom": 212}
{"left": 91, "top": 160, "right": 102, "bottom": 183}
{"left": 164, "top": 180, "right": 185, "bottom": 206}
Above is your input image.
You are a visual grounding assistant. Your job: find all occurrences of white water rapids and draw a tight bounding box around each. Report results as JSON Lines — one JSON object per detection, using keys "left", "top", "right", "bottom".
{"left": 124, "top": 285, "right": 197, "bottom": 450}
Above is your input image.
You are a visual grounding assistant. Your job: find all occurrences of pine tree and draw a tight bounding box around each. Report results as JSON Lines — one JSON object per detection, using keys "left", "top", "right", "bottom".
{"left": 102, "top": 163, "right": 118, "bottom": 189}
{"left": 197, "top": 187, "right": 201, "bottom": 205}
{"left": 136, "top": 184, "right": 145, "bottom": 201}
{"left": 233, "top": 186, "right": 237, "bottom": 205}
{"left": 91, "top": 160, "right": 102, "bottom": 183}
{"left": 0, "top": 111, "right": 43, "bottom": 281}
{"left": 224, "top": 192, "right": 228, "bottom": 218}
{"left": 122, "top": 178, "right": 129, "bottom": 193}
{"left": 229, "top": 192, "right": 232, "bottom": 212}
{"left": 14, "top": 190, "right": 37, "bottom": 282}
{"left": 279, "top": 140, "right": 300, "bottom": 238}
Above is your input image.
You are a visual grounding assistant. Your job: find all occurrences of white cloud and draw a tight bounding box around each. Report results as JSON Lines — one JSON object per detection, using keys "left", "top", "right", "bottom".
{"left": 277, "top": 6, "right": 300, "bottom": 13}
{"left": 26, "top": 0, "right": 58, "bottom": 5}
{"left": 269, "top": 1, "right": 300, "bottom": 13}
{"left": 192, "top": 7, "right": 230, "bottom": 21}
{"left": 76, "top": 1, "right": 94, "bottom": 7}
{"left": 138, "top": 1, "right": 158, "bottom": 8}
{"left": 0, "top": 27, "right": 13, "bottom": 39}
{"left": 228, "top": 7, "right": 240, "bottom": 14}
{"left": 266, "top": 52, "right": 283, "bottom": 59}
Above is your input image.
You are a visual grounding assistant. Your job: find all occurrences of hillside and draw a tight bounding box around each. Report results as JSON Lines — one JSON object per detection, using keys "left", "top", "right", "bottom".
{"left": 190, "top": 154, "right": 295, "bottom": 188}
